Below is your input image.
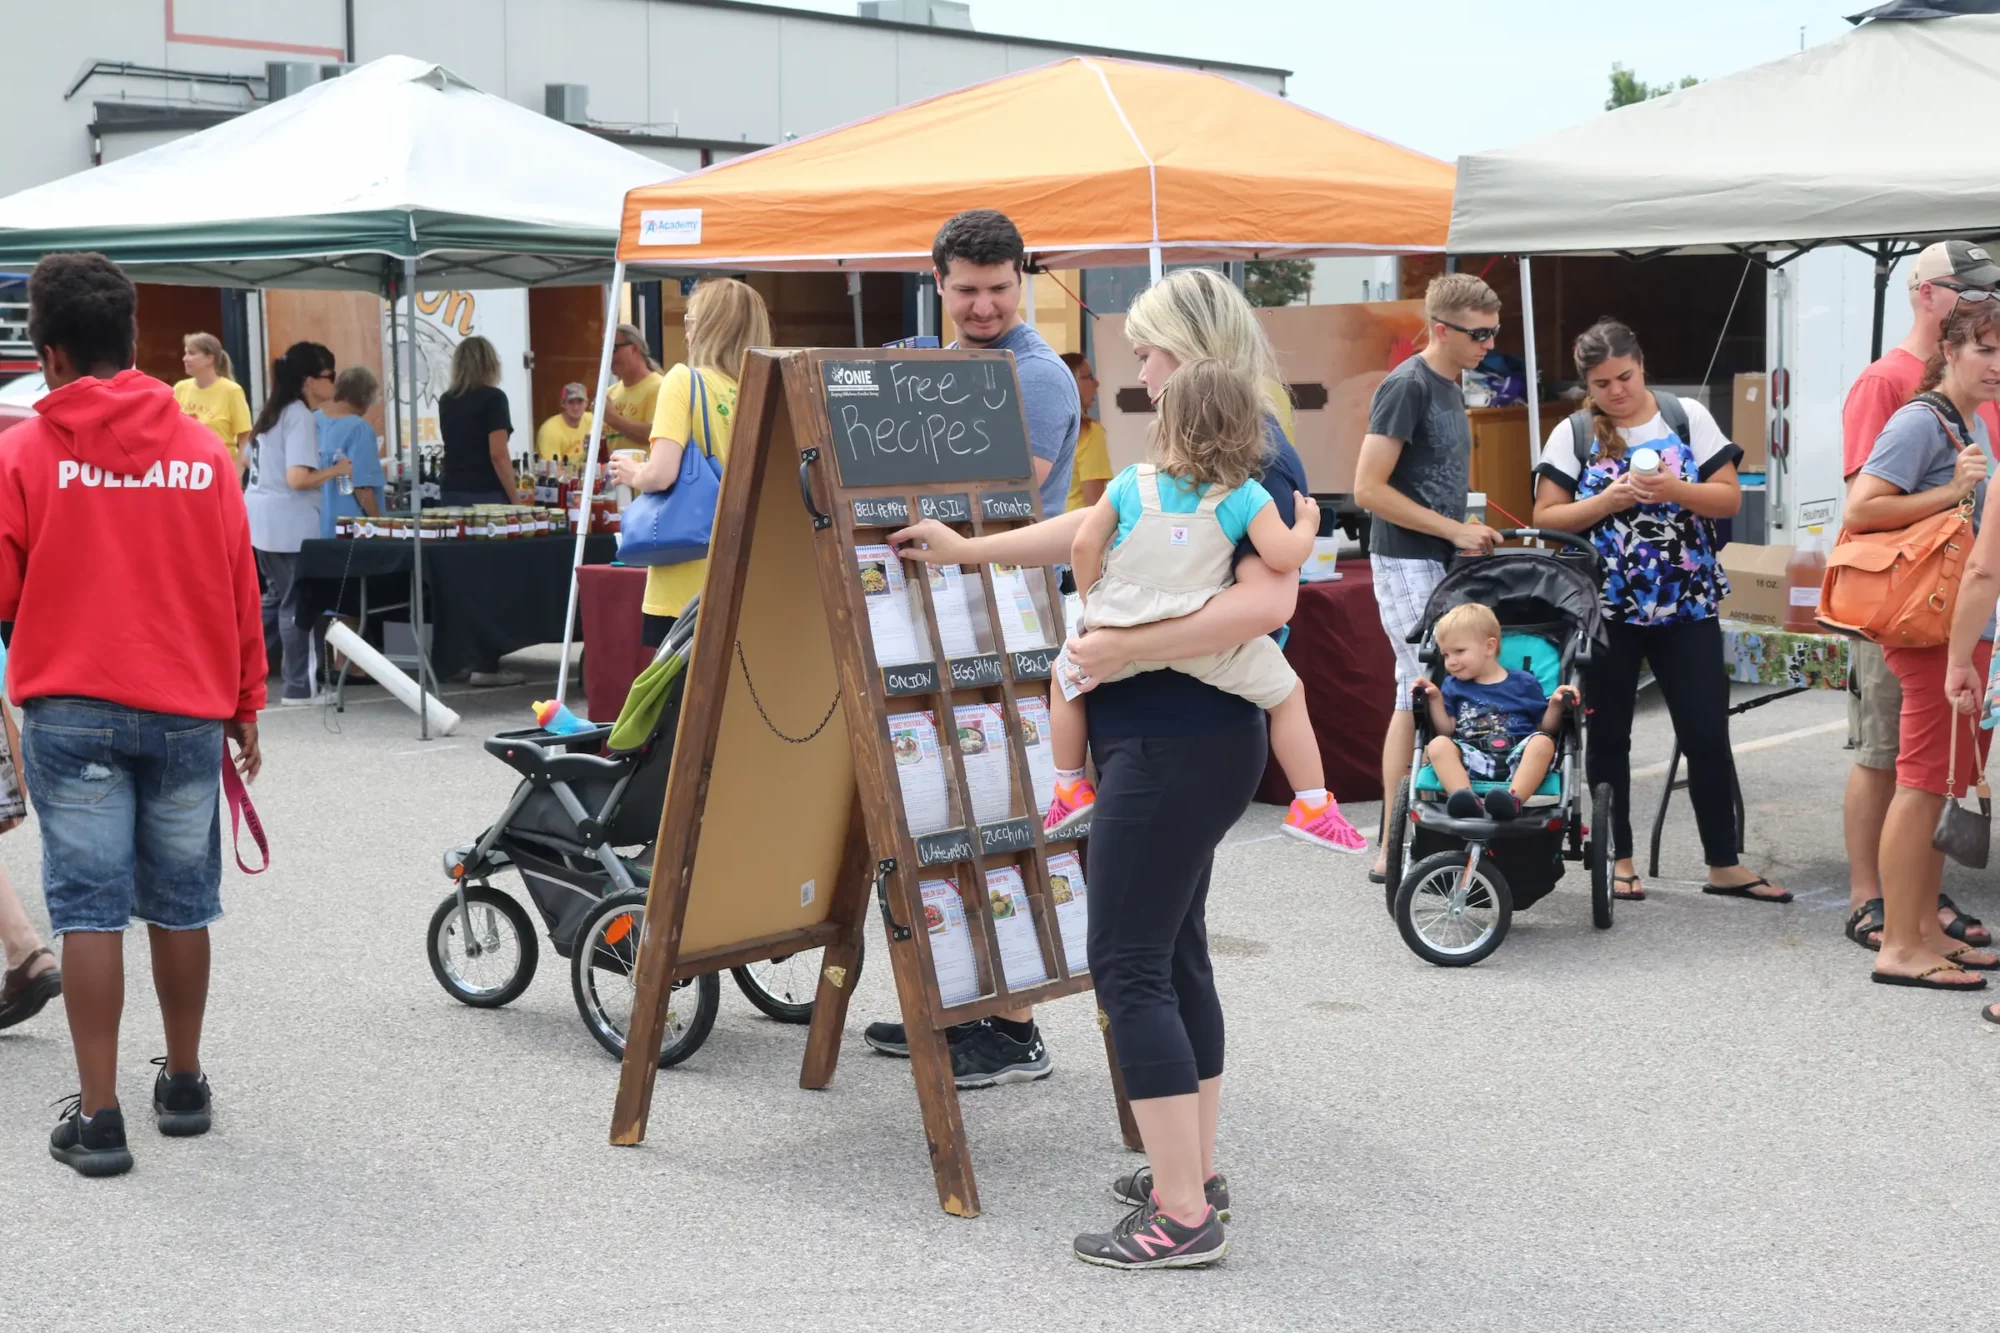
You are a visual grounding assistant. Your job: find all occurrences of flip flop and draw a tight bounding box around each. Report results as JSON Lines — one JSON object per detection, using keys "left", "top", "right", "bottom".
{"left": 0, "top": 948, "right": 62, "bottom": 1031}
{"left": 1944, "top": 946, "right": 2000, "bottom": 971}
{"left": 1845, "top": 898, "right": 1884, "bottom": 951}
{"left": 1871, "top": 964, "right": 1988, "bottom": 991}
{"left": 1983, "top": 1003, "right": 2000, "bottom": 1025}
{"left": 1703, "top": 877, "right": 1793, "bottom": 904}
{"left": 1368, "top": 869, "right": 1386, "bottom": 885}
{"left": 1613, "top": 873, "right": 1646, "bottom": 902}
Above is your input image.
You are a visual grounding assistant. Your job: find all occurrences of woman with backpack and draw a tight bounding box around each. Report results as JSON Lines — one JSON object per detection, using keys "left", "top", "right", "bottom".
{"left": 1532, "top": 319, "right": 1789, "bottom": 905}
{"left": 1857, "top": 301, "right": 2000, "bottom": 992}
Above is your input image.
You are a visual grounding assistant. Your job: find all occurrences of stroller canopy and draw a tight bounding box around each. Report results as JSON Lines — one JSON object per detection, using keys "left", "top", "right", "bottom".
{"left": 1417, "top": 551, "right": 1608, "bottom": 650}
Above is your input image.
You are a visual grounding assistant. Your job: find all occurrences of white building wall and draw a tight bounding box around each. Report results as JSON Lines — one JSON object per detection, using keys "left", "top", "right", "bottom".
{"left": 1, "top": 0, "right": 1286, "bottom": 198}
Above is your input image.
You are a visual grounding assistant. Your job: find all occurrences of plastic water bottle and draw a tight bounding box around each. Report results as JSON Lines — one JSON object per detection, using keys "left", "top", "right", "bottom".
{"left": 335, "top": 450, "right": 354, "bottom": 496}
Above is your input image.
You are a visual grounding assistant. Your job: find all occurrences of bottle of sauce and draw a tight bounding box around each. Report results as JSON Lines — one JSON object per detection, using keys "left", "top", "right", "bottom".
{"left": 1784, "top": 526, "right": 1827, "bottom": 631}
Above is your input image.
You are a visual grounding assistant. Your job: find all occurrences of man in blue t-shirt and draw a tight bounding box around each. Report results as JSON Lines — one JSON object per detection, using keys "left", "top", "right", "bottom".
{"left": 862, "top": 209, "right": 1078, "bottom": 1089}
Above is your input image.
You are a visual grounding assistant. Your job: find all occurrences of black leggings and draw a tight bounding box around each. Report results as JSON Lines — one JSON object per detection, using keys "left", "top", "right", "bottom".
{"left": 1086, "top": 721, "right": 1267, "bottom": 1101}
{"left": 1584, "top": 615, "right": 1737, "bottom": 865}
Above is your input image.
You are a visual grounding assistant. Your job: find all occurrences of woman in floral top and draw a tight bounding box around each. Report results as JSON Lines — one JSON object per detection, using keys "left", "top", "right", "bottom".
{"left": 1534, "top": 320, "right": 1788, "bottom": 905}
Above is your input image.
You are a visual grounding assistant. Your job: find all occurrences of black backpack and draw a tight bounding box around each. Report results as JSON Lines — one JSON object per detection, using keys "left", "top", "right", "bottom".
{"left": 1565, "top": 390, "right": 1692, "bottom": 466}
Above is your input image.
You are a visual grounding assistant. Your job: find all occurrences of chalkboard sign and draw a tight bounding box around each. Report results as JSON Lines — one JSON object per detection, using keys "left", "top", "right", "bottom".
{"left": 821, "top": 356, "right": 1034, "bottom": 489}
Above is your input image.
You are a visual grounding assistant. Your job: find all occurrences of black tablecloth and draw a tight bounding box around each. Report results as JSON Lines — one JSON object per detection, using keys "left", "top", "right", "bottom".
{"left": 296, "top": 535, "right": 617, "bottom": 681}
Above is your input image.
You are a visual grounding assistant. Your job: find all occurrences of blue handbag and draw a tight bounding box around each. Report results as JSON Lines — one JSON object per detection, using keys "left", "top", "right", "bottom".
{"left": 618, "top": 369, "right": 722, "bottom": 566}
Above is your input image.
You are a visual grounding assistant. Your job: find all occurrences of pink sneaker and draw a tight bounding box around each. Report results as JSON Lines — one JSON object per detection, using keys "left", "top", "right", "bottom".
{"left": 1282, "top": 796, "right": 1368, "bottom": 855}
{"left": 1044, "top": 778, "right": 1097, "bottom": 840}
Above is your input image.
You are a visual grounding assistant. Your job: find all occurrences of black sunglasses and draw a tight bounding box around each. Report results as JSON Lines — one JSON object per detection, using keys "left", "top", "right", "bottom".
{"left": 1437, "top": 317, "right": 1500, "bottom": 343}
{"left": 614, "top": 340, "right": 639, "bottom": 351}
{"left": 1938, "top": 281, "right": 2000, "bottom": 304}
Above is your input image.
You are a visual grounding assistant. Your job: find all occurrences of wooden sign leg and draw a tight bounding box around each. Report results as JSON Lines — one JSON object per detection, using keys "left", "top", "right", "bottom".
{"left": 909, "top": 1021, "right": 981, "bottom": 1217}
{"left": 1100, "top": 1013, "right": 1144, "bottom": 1152}
{"left": 800, "top": 805, "right": 873, "bottom": 1091}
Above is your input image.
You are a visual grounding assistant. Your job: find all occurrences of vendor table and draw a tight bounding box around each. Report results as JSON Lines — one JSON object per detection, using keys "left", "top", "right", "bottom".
{"left": 296, "top": 534, "right": 617, "bottom": 685}
{"left": 1646, "top": 620, "right": 1852, "bottom": 875}
{"left": 1254, "top": 561, "right": 1396, "bottom": 807}
{"left": 576, "top": 564, "right": 652, "bottom": 722}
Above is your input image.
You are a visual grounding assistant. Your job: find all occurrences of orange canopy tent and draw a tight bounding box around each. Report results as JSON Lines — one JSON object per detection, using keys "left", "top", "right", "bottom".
{"left": 614, "top": 56, "right": 1454, "bottom": 273}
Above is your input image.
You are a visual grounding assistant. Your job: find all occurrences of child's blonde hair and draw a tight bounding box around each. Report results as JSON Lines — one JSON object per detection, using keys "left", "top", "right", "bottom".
{"left": 1151, "top": 357, "right": 1265, "bottom": 492}
{"left": 1434, "top": 601, "right": 1501, "bottom": 645}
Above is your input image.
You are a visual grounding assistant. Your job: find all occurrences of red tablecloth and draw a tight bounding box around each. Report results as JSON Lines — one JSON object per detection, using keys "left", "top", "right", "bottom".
{"left": 1255, "top": 560, "right": 1395, "bottom": 807}
{"left": 577, "top": 564, "right": 652, "bottom": 723}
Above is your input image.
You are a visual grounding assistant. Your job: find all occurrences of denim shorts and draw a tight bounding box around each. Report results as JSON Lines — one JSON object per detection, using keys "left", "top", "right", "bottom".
{"left": 21, "top": 697, "right": 224, "bottom": 935}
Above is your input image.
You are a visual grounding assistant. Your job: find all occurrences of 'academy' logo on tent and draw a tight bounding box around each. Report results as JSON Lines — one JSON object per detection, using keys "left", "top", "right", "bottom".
{"left": 638, "top": 209, "right": 702, "bottom": 247}
{"left": 58, "top": 459, "right": 216, "bottom": 490}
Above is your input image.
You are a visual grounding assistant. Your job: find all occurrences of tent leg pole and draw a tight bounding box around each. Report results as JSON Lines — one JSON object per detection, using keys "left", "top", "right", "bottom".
{"left": 1148, "top": 245, "right": 1162, "bottom": 285}
{"left": 849, "top": 271, "right": 865, "bottom": 348}
{"left": 405, "top": 259, "right": 430, "bottom": 742}
{"left": 555, "top": 260, "right": 625, "bottom": 708}
{"left": 1869, "top": 248, "right": 1890, "bottom": 363}
{"left": 1518, "top": 255, "right": 1543, "bottom": 510}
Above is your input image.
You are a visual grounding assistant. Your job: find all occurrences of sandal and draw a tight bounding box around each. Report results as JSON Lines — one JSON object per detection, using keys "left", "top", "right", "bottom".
{"left": 1939, "top": 893, "right": 1991, "bottom": 947}
{"left": 1871, "top": 964, "right": 1988, "bottom": 991}
{"left": 1845, "top": 898, "right": 1885, "bottom": 952}
{"left": 1944, "top": 946, "right": 1999, "bottom": 971}
{"left": 1613, "top": 873, "right": 1646, "bottom": 902}
{"left": 1702, "top": 876, "right": 1794, "bottom": 904}
{"left": 1983, "top": 1003, "right": 2000, "bottom": 1025}
{"left": 0, "top": 947, "right": 62, "bottom": 1031}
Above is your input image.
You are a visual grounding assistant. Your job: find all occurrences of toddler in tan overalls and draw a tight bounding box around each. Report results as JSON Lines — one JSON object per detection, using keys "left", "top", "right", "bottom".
{"left": 1046, "top": 359, "right": 1369, "bottom": 854}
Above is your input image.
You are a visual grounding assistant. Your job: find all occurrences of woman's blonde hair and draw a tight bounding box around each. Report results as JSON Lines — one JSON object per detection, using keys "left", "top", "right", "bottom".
{"left": 685, "top": 278, "right": 772, "bottom": 378}
{"left": 183, "top": 331, "right": 232, "bottom": 381}
{"left": 447, "top": 335, "right": 502, "bottom": 396}
{"left": 615, "top": 322, "right": 662, "bottom": 374}
{"left": 1125, "top": 268, "right": 1284, "bottom": 409}
{"left": 1151, "top": 358, "right": 1266, "bottom": 493}
{"left": 334, "top": 365, "right": 379, "bottom": 411}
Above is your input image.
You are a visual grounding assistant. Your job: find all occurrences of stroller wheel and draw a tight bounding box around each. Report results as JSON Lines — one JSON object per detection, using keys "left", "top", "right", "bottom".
{"left": 570, "top": 892, "right": 720, "bottom": 1067}
{"left": 428, "top": 886, "right": 539, "bottom": 1008}
{"left": 1589, "top": 782, "right": 1616, "bottom": 931}
{"left": 732, "top": 935, "right": 864, "bottom": 1025}
{"left": 1395, "top": 849, "right": 1512, "bottom": 967}
{"left": 1383, "top": 785, "right": 1410, "bottom": 919}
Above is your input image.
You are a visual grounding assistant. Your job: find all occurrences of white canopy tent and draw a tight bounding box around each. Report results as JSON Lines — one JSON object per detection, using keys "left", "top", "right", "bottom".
{"left": 1447, "top": 9, "right": 2000, "bottom": 512}
{"left": 0, "top": 55, "right": 674, "bottom": 732}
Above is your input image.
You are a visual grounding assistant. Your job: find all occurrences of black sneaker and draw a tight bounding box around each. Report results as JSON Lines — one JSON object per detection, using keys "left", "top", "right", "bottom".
{"left": 48, "top": 1097, "right": 133, "bottom": 1177}
{"left": 1073, "top": 1199, "right": 1227, "bottom": 1269}
{"left": 951, "top": 1021, "right": 1051, "bottom": 1089}
{"left": 1112, "top": 1167, "right": 1231, "bottom": 1222}
{"left": 151, "top": 1057, "right": 212, "bottom": 1137}
{"left": 863, "top": 1019, "right": 982, "bottom": 1058}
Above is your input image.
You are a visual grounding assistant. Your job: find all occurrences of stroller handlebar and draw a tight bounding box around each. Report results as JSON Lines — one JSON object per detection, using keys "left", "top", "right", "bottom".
{"left": 1495, "top": 527, "right": 1595, "bottom": 557}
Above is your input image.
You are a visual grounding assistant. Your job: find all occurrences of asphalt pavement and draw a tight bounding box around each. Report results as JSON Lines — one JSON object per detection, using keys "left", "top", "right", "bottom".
{"left": 2, "top": 651, "right": 1994, "bottom": 1332}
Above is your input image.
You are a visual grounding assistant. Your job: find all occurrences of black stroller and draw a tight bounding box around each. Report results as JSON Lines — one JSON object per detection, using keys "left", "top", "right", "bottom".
{"left": 1382, "top": 530, "right": 1614, "bottom": 966}
{"left": 425, "top": 603, "right": 845, "bottom": 1063}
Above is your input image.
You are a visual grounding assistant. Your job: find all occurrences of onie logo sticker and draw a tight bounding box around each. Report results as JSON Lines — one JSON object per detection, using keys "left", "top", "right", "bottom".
{"left": 637, "top": 209, "right": 702, "bottom": 247}
{"left": 825, "top": 364, "right": 880, "bottom": 398}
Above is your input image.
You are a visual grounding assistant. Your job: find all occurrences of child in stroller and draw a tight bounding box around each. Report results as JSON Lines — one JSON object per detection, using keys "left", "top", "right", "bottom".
{"left": 1413, "top": 601, "right": 1578, "bottom": 824}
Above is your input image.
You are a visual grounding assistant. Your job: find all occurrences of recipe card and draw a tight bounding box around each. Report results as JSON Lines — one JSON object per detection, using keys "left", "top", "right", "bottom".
{"left": 888, "top": 711, "right": 952, "bottom": 836}
{"left": 1046, "top": 851, "right": 1090, "bottom": 975}
{"left": 985, "top": 865, "right": 1049, "bottom": 991}
{"left": 921, "top": 878, "right": 982, "bottom": 1007}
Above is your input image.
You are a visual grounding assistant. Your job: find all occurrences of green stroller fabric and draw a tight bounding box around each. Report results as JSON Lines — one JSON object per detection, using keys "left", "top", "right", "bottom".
{"left": 609, "top": 652, "right": 688, "bottom": 752}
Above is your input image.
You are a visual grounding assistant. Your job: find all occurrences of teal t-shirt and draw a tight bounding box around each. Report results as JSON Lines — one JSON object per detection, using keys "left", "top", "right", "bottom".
{"left": 1106, "top": 464, "right": 1274, "bottom": 550}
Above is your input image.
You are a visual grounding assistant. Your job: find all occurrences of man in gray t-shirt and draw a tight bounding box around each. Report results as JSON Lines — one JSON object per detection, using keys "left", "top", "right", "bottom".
{"left": 1354, "top": 274, "right": 1504, "bottom": 878}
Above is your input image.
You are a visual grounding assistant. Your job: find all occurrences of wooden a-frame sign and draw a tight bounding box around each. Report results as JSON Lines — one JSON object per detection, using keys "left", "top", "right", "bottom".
{"left": 609, "top": 346, "right": 1138, "bottom": 1216}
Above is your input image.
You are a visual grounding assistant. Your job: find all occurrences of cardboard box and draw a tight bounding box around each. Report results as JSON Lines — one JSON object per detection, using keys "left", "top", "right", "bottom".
{"left": 1719, "top": 542, "right": 1792, "bottom": 626}
{"left": 1732, "top": 373, "right": 1768, "bottom": 472}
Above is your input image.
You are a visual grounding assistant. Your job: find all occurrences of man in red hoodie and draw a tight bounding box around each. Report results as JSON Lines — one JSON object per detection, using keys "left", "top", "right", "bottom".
{"left": 0, "top": 252, "right": 265, "bottom": 1177}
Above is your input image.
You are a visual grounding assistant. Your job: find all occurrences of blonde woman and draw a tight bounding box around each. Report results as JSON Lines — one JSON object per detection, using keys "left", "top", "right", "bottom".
{"left": 607, "top": 278, "right": 772, "bottom": 646}
{"left": 436, "top": 335, "right": 518, "bottom": 507}
{"left": 173, "top": 332, "right": 253, "bottom": 471}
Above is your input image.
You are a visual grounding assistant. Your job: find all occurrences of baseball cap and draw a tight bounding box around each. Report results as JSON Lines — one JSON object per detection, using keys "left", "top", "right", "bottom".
{"left": 1908, "top": 240, "right": 2000, "bottom": 290}
{"left": 562, "top": 381, "right": 587, "bottom": 402}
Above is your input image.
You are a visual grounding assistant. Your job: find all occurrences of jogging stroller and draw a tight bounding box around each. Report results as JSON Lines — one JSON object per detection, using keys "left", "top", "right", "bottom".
{"left": 1381, "top": 530, "right": 1614, "bottom": 966}
{"left": 425, "top": 602, "right": 848, "bottom": 1064}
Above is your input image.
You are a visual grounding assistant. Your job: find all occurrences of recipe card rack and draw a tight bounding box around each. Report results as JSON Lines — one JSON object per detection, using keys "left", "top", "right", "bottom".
{"left": 611, "top": 347, "right": 1136, "bottom": 1218}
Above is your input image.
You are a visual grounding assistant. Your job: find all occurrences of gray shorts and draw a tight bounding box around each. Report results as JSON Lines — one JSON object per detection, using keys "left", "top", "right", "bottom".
{"left": 1847, "top": 640, "right": 1900, "bottom": 771}
{"left": 1370, "top": 554, "right": 1446, "bottom": 710}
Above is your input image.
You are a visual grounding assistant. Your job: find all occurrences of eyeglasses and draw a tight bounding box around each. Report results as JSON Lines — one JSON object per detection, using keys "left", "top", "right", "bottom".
{"left": 1937, "top": 281, "right": 2000, "bottom": 303}
{"left": 311, "top": 371, "right": 336, "bottom": 381}
{"left": 1437, "top": 317, "right": 1500, "bottom": 344}
{"left": 614, "top": 340, "right": 638, "bottom": 351}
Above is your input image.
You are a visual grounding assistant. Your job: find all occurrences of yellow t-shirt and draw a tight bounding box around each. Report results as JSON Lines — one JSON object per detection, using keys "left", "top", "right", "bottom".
{"left": 173, "top": 377, "right": 253, "bottom": 462}
{"left": 608, "top": 371, "right": 663, "bottom": 445}
{"left": 534, "top": 412, "right": 594, "bottom": 463}
{"left": 1065, "top": 417, "right": 1113, "bottom": 511}
{"left": 1264, "top": 377, "right": 1296, "bottom": 446}
{"left": 641, "top": 364, "right": 738, "bottom": 619}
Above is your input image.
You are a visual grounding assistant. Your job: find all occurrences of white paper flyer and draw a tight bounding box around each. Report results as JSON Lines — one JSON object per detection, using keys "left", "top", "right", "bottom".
{"left": 985, "top": 865, "right": 1049, "bottom": 991}
{"left": 921, "top": 878, "right": 983, "bottom": 1007}
{"left": 1015, "top": 697, "right": 1057, "bottom": 814}
{"left": 988, "top": 564, "right": 1051, "bottom": 652}
{"left": 856, "top": 544, "right": 925, "bottom": 666}
{"left": 1046, "top": 851, "right": 1089, "bottom": 975}
{"left": 949, "top": 702, "right": 1015, "bottom": 825}
{"left": 889, "top": 711, "right": 952, "bottom": 835}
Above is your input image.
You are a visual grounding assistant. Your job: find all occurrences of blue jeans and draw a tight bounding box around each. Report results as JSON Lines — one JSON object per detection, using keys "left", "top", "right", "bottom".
{"left": 21, "top": 698, "right": 224, "bottom": 935}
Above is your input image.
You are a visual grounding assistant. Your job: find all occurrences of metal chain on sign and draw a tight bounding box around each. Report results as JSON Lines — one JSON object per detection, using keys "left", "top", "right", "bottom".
{"left": 735, "top": 641, "right": 839, "bottom": 744}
